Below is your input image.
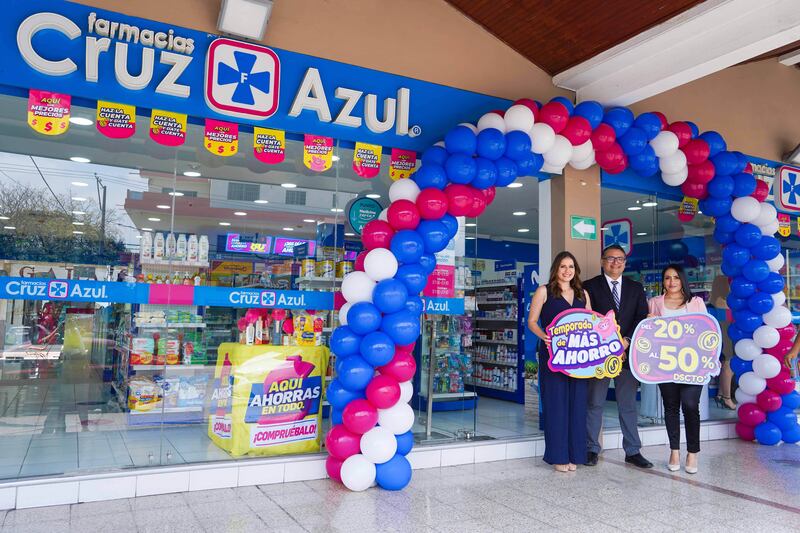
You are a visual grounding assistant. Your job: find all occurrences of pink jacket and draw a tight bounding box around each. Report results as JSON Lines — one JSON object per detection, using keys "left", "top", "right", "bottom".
{"left": 648, "top": 295, "right": 707, "bottom": 316}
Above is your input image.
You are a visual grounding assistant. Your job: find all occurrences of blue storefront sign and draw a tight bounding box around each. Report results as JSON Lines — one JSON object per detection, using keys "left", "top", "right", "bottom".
{"left": 423, "top": 297, "right": 464, "bottom": 315}
{"left": 0, "top": 0, "right": 511, "bottom": 152}
{"left": 193, "top": 286, "right": 332, "bottom": 310}
{"left": 0, "top": 276, "right": 149, "bottom": 303}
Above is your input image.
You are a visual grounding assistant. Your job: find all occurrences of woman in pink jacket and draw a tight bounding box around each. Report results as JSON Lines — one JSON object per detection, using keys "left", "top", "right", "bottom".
{"left": 648, "top": 264, "right": 707, "bottom": 474}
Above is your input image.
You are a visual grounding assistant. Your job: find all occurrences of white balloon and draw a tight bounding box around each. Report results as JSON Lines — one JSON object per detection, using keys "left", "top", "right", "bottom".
{"left": 477, "top": 112, "right": 506, "bottom": 133}
{"left": 378, "top": 208, "right": 389, "bottom": 222}
{"left": 753, "top": 203, "right": 778, "bottom": 228}
{"left": 752, "top": 353, "right": 782, "bottom": 380}
{"left": 339, "top": 302, "right": 352, "bottom": 326}
{"left": 570, "top": 153, "right": 595, "bottom": 170}
{"left": 389, "top": 179, "right": 420, "bottom": 203}
{"left": 753, "top": 325, "right": 780, "bottom": 349}
{"left": 503, "top": 105, "right": 535, "bottom": 132}
{"left": 543, "top": 135, "right": 573, "bottom": 168}
{"left": 650, "top": 131, "right": 680, "bottom": 158}
{"left": 434, "top": 141, "right": 445, "bottom": 148}
{"left": 760, "top": 221, "right": 779, "bottom": 236}
{"left": 540, "top": 162, "right": 565, "bottom": 174}
{"left": 661, "top": 167, "right": 689, "bottom": 186}
{"left": 766, "top": 253, "right": 785, "bottom": 273}
{"left": 340, "top": 454, "right": 376, "bottom": 492}
{"left": 458, "top": 122, "right": 478, "bottom": 134}
{"left": 377, "top": 402, "right": 415, "bottom": 434}
{"left": 364, "top": 248, "right": 398, "bottom": 282}
{"left": 735, "top": 339, "right": 762, "bottom": 361}
{"left": 398, "top": 380, "right": 413, "bottom": 403}
{"left": 528, "top": 123, "right": 556, "bottom": 154}
{"left": 359, "top": 426, "right": 397, "bottom": 464}
{"left": 763, "top": 305, "right": 791, "bottom": 328}
{"left": 738, "top": 371, "right": 767, "bottom": 396}
{"left": 772, "top": 291, "right": 787, "bottom": 307}
{"left": 341, "top": 271, "right": 376, "bottom": 303}
{"left": 659, "top": 150, "right": 687, "bottom": 175}
{"left": 731, "top": 196, "right": 761, "bottom": 223}
{"left": 735, "top": 388, "right": 756, "bottom": 405}
{"left": 570, "top": 140, "right": 594, "bottom": 163}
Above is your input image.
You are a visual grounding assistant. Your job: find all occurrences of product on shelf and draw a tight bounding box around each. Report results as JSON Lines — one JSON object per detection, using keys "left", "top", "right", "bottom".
{"left": 188, "top": 234, "right": 198, "bottom": 261}
{"left": 128, "top": 376, "right": 162, "bottom": 411}
{"left": 141, "top": 232, "right": 152, "bottom": 260}
{"left": 199, "top": 235, "right": 209, "bottom": 262}
{"left": 131, "top": 337, "right": 155, "bottom": 365}
{"left": 178, "top": 375, "right": 209, "bottom": 407}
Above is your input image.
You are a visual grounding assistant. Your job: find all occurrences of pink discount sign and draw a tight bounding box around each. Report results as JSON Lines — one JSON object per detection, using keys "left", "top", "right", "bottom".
{"left": 629, "top": 314, "right": 722, "bottom": 385}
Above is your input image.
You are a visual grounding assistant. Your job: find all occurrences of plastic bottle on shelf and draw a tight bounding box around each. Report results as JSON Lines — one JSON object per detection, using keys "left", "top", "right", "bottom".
{"left": 187, "top": 234, "right": 199, "bottom": 262}
{"left": 166, "top": 233, "right": 177, "bottom": 259}
{"left": 199, "top": 235, "right": 209, "bottom": 262}
{"left": 153, "top": 233, "right": 165, "bottom": 260}
{"left": 141, "top": 232, "right": 152, "bottom": 261}
{"left": 183, "top": 272, "right": 192, "bottom": 285}
{"left": 193, "top": 272, "right": 201, "bottom": 286}
{"left": 176, "top": 234, "right": 187, "bottom": 260}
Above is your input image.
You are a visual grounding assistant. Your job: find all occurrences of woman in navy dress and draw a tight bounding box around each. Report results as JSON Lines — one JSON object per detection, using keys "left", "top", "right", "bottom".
{"left": 527, "top": 251, "right": 592, "bottom": 472}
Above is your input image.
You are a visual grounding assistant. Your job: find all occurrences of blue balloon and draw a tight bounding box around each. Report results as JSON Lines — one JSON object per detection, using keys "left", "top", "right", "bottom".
{"left": 730, "top": 356, "right": 753, "bottom": 376}
{"left": 732, "top": 309, "right": 762, "bottom": 332}
{"left": 494, "top": 157, "right": 518, "bottom": 187}
{"left": 686, "top": 121, "right": 700, "bottom": 138}
{"left": 752, "top": 236, "right": 781, "bottom": 260}
{"left": 390, "top": 230, "right": 424, "bottom": 264}
{"left": 742, "top": 259, "right": 770, "bottom": 284}
{"left": 633, "top": 112, "right": 663, "bottom": 140}
{"left": 726, "top": 294, "right": 748, "bottom": 311}
{"left": 727, "top": 324, "right": 746, "bottom": 343}
{"left": 395, "top": 431, "right": 414, "bottom": 455}
{"left": 573, "top": 101, "right": 603, "bottom": 128}
{"left": 703, "top": 197, "right": 732, "bottom": 218}
{"left": 603, "top": 107, "right": 634, "bottom": 137}
{"left": 412, "top": 164, "right": 448, "bottom": 190}
{"left": 767, "top": 406, "right": 798, "bottom": 431}
{"left": 439, "top": 214, "right": 458, "bottom": 240}
{"left": 722, "top": 244, "right": 750, "bottom": 267}
{"left": 421, "top": 146, "right": 448, "bottom": 167}
{"left": 444, "top": 125, "right": 477, "bottom": 155}
{"left": 782, "top": 391, "right": 800, "bottom": 410}
{"left": 476, "top": 128, "right": 506, "bottom": 160}
{"left": 445, "top": 153, "right": 477, "bottom": 184}
{"left": 732, "top": 151, "right": 749, "bottom": 174}
{"left": 716, "top": 214, "right": 741, "bottom": 233}
{"left": 417, "top": 220, "right": 450, "bottom": 254}
{"left": 360, "top": 331, "right": 396, "bottom": 367}
{"left": 396, "top": 263, "right": 428, "bottom": 294}
{"left": 347, "top": 302, "right": 382, "bottom": 335}
{"left": 551, "top": 96, "right": 574, "bottom": 114}
{"left": 375, "top": 454, "right": 412, "bottom": 491}
{"left": 747, "top": 292, "right": 774, "bottom": 315}
{"left": 754, "top": 421, "right": 782, "bottom": 445}
{"left": 471, "top": 158, "right": 498, "bottom": 189}
{"left": 338, "top": 355, "right": 374, "bottom": 392}
{"left": 330, "top": 326, "right": 362, "bottom": 357}
{"left": 330, "top": 408, "right": 343, "bottom": 425}
{"left": 711, "top": 151, "right": 739, "bottom": 176}
{"left": 628, "top": 145, "right": 656, "bottom": 171}
{"left": 699, "top": 131, "right": 726, "bottom": 157}
{"left": 373, "top": 279, "right": 409, "bottom": 314}
{"left": 637, "top": 162, "right": 659, "bottom": 178}
{"left": 781, "top": 423, "right": 800, "bottom": 444}
{"left": 731, "top": 172, "right": 757, "bottom": 198}
{"left": 516, "top": 152, "right": 543, "bottom": 176}
{"left": 707, "top": 175, "right": 735, "bottom": 198}
{"left": 730, "top": 277, "right": 757, "bottom": 298}
{"left": 380, "top": 310, "right": 421, "bottom": 346}
{"left": 418, "top": 252, "right": 437, "bottom": 275}
{"left": 758, "top": 272, "right": 784, "bottom": 294}
{"left": 504, "top": 130, "right": 532, "bottom": 161}
{"left": 405, "top": 295, "right": 424, "bottom": 316}
{"left": 618, "top": 127, "right": 647, "bottom": 156}
{"left": 734, "top": 223, "right": 762, "bottom": 248}
{"left": 715, "top": 229, "right": 736, "bottom": 247}
{"left": 326, "top": 379, "right": 365, "bottom": 409}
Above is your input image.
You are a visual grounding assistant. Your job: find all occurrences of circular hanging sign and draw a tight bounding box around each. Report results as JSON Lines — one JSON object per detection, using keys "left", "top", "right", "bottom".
{"left": 347, "top": 197, "right": 382, "bottom": 235}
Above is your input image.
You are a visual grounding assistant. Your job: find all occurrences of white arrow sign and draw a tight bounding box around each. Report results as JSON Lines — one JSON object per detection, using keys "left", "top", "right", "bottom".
{"left": 573, "top": 220, "right": 595, "bottom": 236}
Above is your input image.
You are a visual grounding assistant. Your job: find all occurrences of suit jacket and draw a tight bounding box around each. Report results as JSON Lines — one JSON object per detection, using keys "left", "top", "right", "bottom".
{"left": 584, "top": 274, "right": 648, "bottom": 367}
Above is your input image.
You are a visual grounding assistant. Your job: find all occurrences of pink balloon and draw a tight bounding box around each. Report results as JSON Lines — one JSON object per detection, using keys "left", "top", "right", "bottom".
{"left": 606, "top": 156, "right": 628, "bottom": 175}
{"left": 416, "top": 188, "right": 448, "bottom": 220}
{"left": 738, "top": 403, "right": 766, "bottom": 427}
{"left": 538, "top": 101, "right": 569, "bottom": 133}
{"left": 397, "top": 342, "right": 416, "bottom": 353}
{"left": 595, "top": 143, "right": 625, "bottom": 171}
{"left": 765, "top": 340, "right": 792, "bottom": 357}
{"left": 756, "top": 389, "right": 783, "bottom": 412}
{"left": 326, "top": 455, "right": 344, "bottom": 482}
{"left": 489, "top": 109, "right": 505, "bottom": 117}
{"left": 366, "top": 374, "right": 402, "bottom": 409}
{"left": 481, "top": 186, "right": 496, "bottom": 205}
{"left": 354, "top": 251, "right": 368, "bottom": 272}
{"left": 778, "top": 324, "right": 796, "bottom": 340}
{"left": 342, "top": 399, "right": 379, "bottom": 434}
{"left": 466, "top": 187, "right": 486, "bottom": 218}
{"left": 591, "top": 123, "right": 616, "bottom": 152}
{"left": 735, "top": 422, "right": 756, "bottom": 441}
{"left": 445, "top": 184, "right": 474, "bottom": 216}
{"left": 282, "top": 319, "right": 294, "bottom": 335}
{"left": 378, "top": 352, "right": 417, "bottom": 382}
{"left": 560, "top": 116, "right": 592, "bottom": 146}
{"left": 334, "top": 291, "right": 346, "bottom": 311}
{"left": 752, "top": 179, "right": 769, "bottom": 202}
{"left": 652, "top": 111, "right": 669, "bottom": 130}
{"left": 667, "top": 122, "right": 692, "bottom": 147}
{"left": 683, "top": 138, "right": 710, "bottom": 165}
{"left": 513, "top": 98, "right": 539, "bottom": 121}
{"left": 362, "top": 220, "right": 395, "bottom": 250}
{"left": 766, "top": 373, "right": 796, "bottom": 395}
{"left": 325, "top": 424, "right": 362, "bottom": 459}
{"left": 681, "top": 180, "right": 708, "bottom": 200}
{"left": 387, "top": 199, "right": 421, "bottom": 230}
{"left": 687, "top": 160, "right": 715, "bottom": 184}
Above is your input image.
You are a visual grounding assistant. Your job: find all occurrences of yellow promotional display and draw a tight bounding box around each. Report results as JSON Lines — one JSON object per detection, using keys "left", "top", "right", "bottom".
{"left": 208, "top": 343, "right": 329, "bottom": 457}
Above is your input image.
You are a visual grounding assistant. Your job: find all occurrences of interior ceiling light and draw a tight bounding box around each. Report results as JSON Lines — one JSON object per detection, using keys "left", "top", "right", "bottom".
{"left": 234, "top": 211, "right": 247, "bottom": 216}
{"left": 465, "top": 223, "right": 476, "bottom": 227}
{"left": 508, "top": 182, "right": 523, "bottom": 188}
{"left": 517, "top": 228, "right": 530, "bottom": 233}
{"left": 156, "top": 204, "right": 171, "bottom": 209}
{"left": 71, "top": 197, "right": 87, "bottom": 202}
{"left": 637, "top": 232, "right": 648, "bottom": 236}
{"left": 141, "top": 228, "right": 153, "bottom": 232}
{"left": 642, "top": 201, "right": 658, "bottom": 207}
{"left": 366, "top": 194, "right": 381, "bottom": 199}
{"left": 71, "top": 210, "right": 85, "bottom": 215}
{"left": 219, "top": 222, "right": 231, "bottom": 226}
{"left": 330, "top": 208, "right": 343, "bottom": 213}
{"left": 254, "top": 199, "right": 269, "bottom": 204}
{"left": 627, "top": 206, "right": 642, "bottom": 211}
{"left": 303, "top": 219, "right": 316, "bottom": 223}
{"left": 282, "top": 227, "right": 294, "bottom": 231}
{"left": 69, "top": 156, "right": 91, "bottom": 163}
{"left": 512, "top": 211, "right": 526, "bottom": 216}
{"left": 217, "top": 0, "right": 273, "bottom": 40}
{"left": 72, "top": 221, "right": 85, "bottom": 226}
{"left": 3, "top": 226, "right": 15, "bottom": 230}
{"left": 281, "top": 183, "right": 297, "bottom": 188}
{"left": 147, "top": 217, "right": 161, "bottom": 222}
{"left": 168, "top": 191, "right": 185, "bottom": 197}
{"left": 344, "top": 232, "right": 355, "bottom": 237}
{"left": 332, "top": 155, "right": 341, "bottom": 162}
{"left": 71, "top": 181, "right": 88, "bottom": 187}
{"left": 0, "top": 216, "right": 9, "bottom": 221}
{"left": 183, "top": 171, "right": 201, "bottom": 177}
{"left": 69, "top": 117, "right": 93, "bottom": 126}
{"left": 72, "top": 231, "right": 84, "bottom": 235}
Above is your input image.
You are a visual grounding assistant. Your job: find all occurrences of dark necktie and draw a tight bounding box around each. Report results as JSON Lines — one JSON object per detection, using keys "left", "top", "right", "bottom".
{"left": 611, "top": 280, "right": 621, "bottom": 312}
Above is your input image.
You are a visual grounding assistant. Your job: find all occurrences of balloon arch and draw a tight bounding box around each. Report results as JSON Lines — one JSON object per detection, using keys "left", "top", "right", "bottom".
{"left": 324, "top": 97, "right": 800, "bottom": 491}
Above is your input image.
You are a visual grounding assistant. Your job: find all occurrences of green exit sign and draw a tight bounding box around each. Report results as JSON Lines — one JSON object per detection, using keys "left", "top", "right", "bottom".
{"left": 571, "top": 216, "right": 597, "bottom": 240}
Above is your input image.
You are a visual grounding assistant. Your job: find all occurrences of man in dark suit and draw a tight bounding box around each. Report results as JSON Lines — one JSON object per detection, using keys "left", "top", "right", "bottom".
{"left": 583, "top": 244, "right": 653, "bottom": 468}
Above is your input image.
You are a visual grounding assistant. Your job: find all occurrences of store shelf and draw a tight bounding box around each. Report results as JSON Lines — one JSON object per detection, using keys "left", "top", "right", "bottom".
{"left": 465, "top": 380, "right": 517, "bottom": 393}
{"left": 129, "top": 406, "right": 203, "bottom": 415}
{"left": 474, "top": 339, "right": 517, "bottom": 346}
{"left": 476, "top": 300, "right": 517, "bottom": 305}
{"left": 140, "top": 259, "right": 210, "bottom": 268}
{"left": 131, "top": 364, "right": 214, "bottom": 371}
{"left": 431, "top": 391, "right": 477, "bottom": 400}
{"left": 296, "top": 276, "right": 342, "bottom": 287}
{"left": 136, "top": 323, "right": 207, "bottom": 329}
{"left": 472, "top": 358, "right": 517, "bottom": 367}
{"left": 475, "top": 318, "right": 516, "bottom": 323}
{"left": 475, "top": 282, "right": 517, "bottom": 289}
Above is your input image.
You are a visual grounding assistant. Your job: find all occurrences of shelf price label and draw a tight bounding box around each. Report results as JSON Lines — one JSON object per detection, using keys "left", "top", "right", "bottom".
{"left": 629, "top": 314, "right": 722, "bottom": 385}
{"left": 546, "top": 309, "right": 624, "bottom": 379}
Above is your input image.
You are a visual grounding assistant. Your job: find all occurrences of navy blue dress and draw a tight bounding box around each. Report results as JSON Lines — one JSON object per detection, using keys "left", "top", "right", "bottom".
{"left": 538, "top": 289, "right": 588, "bottom": 465}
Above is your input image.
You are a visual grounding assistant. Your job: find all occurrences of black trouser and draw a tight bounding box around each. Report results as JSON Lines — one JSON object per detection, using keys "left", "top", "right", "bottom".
{"left": 658, "top": 383, "right": 702, "bottom": 453}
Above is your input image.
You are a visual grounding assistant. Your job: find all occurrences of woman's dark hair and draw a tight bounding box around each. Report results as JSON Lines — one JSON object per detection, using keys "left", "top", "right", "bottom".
{"left": 547, "top": 251, "right": 583, "bottom": 299}
{"left": 662, "top": 263, "right": 693, "bottom": 305}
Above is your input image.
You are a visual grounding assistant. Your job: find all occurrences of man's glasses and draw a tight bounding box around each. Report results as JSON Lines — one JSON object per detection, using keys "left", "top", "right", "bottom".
{"left": 603, "top": 256, "right": 626, "bottom": 264}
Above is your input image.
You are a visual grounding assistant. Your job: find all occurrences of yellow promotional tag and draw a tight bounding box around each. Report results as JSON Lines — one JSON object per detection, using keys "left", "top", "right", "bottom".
{"left": 149, "top": 109, "right": 187, "bottom": 146}
{"left": 96, "top": 100, "right": 136, "bottom": 139}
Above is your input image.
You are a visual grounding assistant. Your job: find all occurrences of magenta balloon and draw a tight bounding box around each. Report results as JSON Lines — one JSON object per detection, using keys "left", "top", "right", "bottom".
{"left": 738, "top": 403, "right": 766, "bottom": 427}
{"left": 735, "top": 422, "right": 756, "bottom": 441}
{"left": 756, "top": 389, "right": 783, "bottom": 412}
{"left": 325, "top": 425, "right": 362, "bottom": 459}
{"left": 365, "top": 374, "right": 402, "bottom": 409}
{"left": 342, "top": 399, "right": 379, "bottom": 434}
{"left": 326, "top": 455, "right": 344, "bottom": 482}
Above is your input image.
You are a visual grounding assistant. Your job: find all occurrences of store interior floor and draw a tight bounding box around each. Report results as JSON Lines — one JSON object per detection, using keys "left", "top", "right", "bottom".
{"left": 0, "top": 382, "right": 738, "bottom": 481}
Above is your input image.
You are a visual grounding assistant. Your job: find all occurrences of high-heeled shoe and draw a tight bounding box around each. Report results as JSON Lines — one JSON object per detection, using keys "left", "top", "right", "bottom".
{"left": 714, "top": 395, "right": 736, "bottom": 410}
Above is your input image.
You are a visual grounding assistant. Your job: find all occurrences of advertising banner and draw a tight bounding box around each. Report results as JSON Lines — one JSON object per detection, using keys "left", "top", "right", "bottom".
{"left": 303, "top": 134, "right": 333, "bottom": 172}
{"left": 149, "top": 109, "right": 187, "bottom": 146}
{"left": 629, "top": 314, "right": 722, "bottom": 385}
{"left": 678, "top": 196, "right": 699, "bottom": 222}
{"left": 204, "top": 118, "right": 238, "bottom": 156}
{"left": 253, "top": 127, "right": 285, "bottom": 164}
{"left": 546, "top": 309, "right": 625, "bottom": 379}
{"left": 273, "top": 237, "right": 316, "bottom": 257}
{"left": 27, "top": 89, "right": 70, "bottom": 135}
{"left": 778, "top": 213, "right": 791, "bottom": 237}
{"left": 346, "top": 197, "right": 382, "bottom": 235}
{"left": 224, "top": 234, "right": 272, "bottom": 254}
{"left": 389, "top": 148, "right": 417, "bottom": 180}
{"left": 0, "top": 276, "right": 148, "bottom": 303}
{"left": 352, "top": 142, "right": 382, "bottom": 178}
{"left": 96, "top": 100, "right": 136, "bottom": 138}
{"left": 193, "top": 286, "right": 333, "bottom": 310}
